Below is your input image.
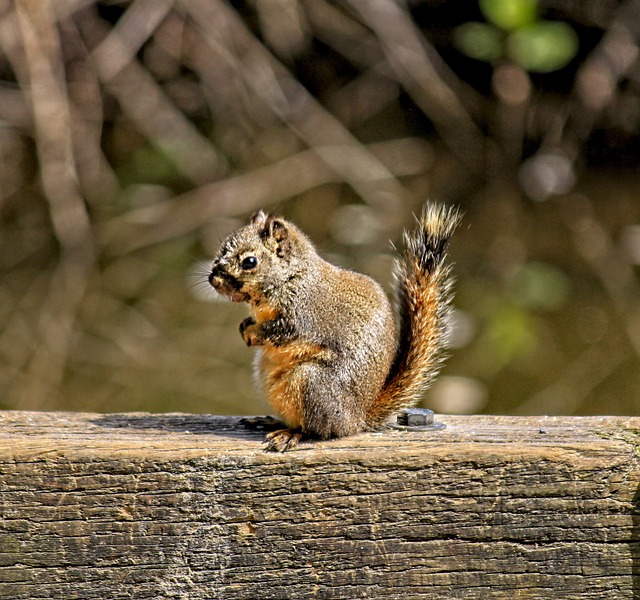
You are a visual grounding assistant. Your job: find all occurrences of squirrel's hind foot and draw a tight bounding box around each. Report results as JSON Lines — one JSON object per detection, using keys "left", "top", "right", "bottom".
{"left": 240, "top": 418, "right": 305, "bottom": 451}
{"left": 263, "top": 428, "right": 303, "bottom": 452}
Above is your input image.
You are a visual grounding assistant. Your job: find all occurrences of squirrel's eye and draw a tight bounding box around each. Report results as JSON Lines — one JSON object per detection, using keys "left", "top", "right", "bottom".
{"left": 241, "top": 256, "right": 258, "bottom": 271}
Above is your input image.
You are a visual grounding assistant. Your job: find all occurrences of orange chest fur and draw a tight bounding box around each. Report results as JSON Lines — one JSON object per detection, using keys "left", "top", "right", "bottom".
{"left": 257, "top": 342, "right": 328, "bottom": 430}
{"left": 250, "top": 302, "right": 331, "bottom": 430}
{"left": 251, "top": 302, "right": 278, "bottom": 324}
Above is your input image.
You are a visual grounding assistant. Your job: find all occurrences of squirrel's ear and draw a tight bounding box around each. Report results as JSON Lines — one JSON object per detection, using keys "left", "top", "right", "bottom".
{"left": 259, "top": 216, "right": 290, "bottom": 258}
{"left": 268, "top": 218, "right": 288, "bottom": 243}
{"left": 250, "top": 211, "right": 287, "bottom": 241}
{"left": 250, "top": 210, "right": 269, "bottom": 226}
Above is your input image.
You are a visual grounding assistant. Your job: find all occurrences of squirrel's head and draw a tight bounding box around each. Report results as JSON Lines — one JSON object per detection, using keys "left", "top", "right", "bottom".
{"left": 209, "top": 210, "right": 312, "bottom": 305}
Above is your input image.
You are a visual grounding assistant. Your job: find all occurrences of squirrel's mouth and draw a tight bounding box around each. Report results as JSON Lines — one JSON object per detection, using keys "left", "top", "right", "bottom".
{"left": 213, "top": 283, "right": 250, "bottom": 303}
{"left": 209, "top": 271, "right": 250, "bottom": 303}
{"left": 227, "top": 290, "right": 249, "bottom": 303}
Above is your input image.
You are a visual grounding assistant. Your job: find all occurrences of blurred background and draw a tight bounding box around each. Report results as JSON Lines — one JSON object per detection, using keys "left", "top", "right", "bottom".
{"left": 1, "top": 0, "right": 639, "bottom": 417}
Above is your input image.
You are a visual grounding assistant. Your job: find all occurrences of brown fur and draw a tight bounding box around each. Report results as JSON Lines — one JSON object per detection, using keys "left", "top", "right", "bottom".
{"left": 209, "top": 205, "right": 460, "bottom": 451}
{"left": 258, "top": 341, "right": 333, "bottom": 430}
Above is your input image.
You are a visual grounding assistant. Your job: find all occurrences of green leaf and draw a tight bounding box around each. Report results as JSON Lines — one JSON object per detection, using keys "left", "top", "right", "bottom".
{"left": 454, "top": 22, "right": 503, "bottom": 62}
{"left": 480, "top": 0, "right": 538, "bottom": 31}
{"left": 510, "top": 262, "right": 571, "bottom": 311}
{"left": 485, "top": 304, "right": 538, "bottom": 364}
{"left": 506, "top": 22, "right": 579, "bottom": 73}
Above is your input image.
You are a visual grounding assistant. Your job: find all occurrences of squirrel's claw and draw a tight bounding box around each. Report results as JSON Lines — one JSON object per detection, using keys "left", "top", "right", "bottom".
{"left": 263, "top": 428, "right": 303, "bottom": 452}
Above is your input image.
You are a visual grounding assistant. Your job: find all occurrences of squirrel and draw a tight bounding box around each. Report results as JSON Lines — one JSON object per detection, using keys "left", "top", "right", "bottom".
{"left": 208, "top": 204, "right": 461, "bottom": 452}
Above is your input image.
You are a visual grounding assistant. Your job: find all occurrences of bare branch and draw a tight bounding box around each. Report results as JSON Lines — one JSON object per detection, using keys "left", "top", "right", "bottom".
{"left": 346, "top": 0, "right": 485, "bottom": 169}
{"left": 91, "top": 0, "right": 174, "bottom": 82}
{"left": 80, "top": 6, "right": 227, "bottom": 185}
{"left": 179, "top": 0, "right": 411, "bottom": 211}
{"left": 101, "top": 138, "right": 434, "bottom": 253}
{"left": 11, "top": 0, "right": 95, "bottom": 407}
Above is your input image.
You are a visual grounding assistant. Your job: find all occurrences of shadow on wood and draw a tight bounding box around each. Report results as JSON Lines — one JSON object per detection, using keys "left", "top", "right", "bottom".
{"left": 1, "top": 412, "right": 639, "bottom": 599}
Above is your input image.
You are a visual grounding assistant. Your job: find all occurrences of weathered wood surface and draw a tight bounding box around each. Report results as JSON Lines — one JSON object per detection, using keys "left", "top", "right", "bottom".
{"left": 0, "top": 411, "right": 639, "bottom": 599}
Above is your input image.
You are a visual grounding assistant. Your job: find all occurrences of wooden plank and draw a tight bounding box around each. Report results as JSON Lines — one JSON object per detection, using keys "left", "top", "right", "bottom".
{"left": 0, "top": 411, "right": 638, "bottom": 599}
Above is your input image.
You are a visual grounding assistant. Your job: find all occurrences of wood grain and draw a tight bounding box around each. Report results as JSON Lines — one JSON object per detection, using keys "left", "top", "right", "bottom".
{"left": 0, "top": 411, "right": 639, "bottom": 598}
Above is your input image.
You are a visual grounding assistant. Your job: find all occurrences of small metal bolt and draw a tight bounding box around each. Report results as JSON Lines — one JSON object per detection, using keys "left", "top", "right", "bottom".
{"left": 388, "top": 408, "right": 446, "bottom": 432}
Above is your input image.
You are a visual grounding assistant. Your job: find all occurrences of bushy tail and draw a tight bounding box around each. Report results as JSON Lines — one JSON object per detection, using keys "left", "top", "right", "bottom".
{"left": 366, "top": 204, "right": 461, "bottom": 428}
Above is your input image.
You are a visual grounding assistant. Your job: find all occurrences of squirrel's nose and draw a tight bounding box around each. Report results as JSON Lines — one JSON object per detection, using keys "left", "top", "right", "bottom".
{"left": 209, "top": 261, "right": 231, "bottom": 288}
{"left": 208, "top": 263, "right": 221, "bottom": 286}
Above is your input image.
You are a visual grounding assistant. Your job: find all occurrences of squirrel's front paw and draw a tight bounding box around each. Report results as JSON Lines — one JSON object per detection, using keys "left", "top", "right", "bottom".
{"left": 239, "top": 317, "right": 263, "bottom": 346}
{"left": 263, "top": 428, "right": 303, "bottom": 452}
